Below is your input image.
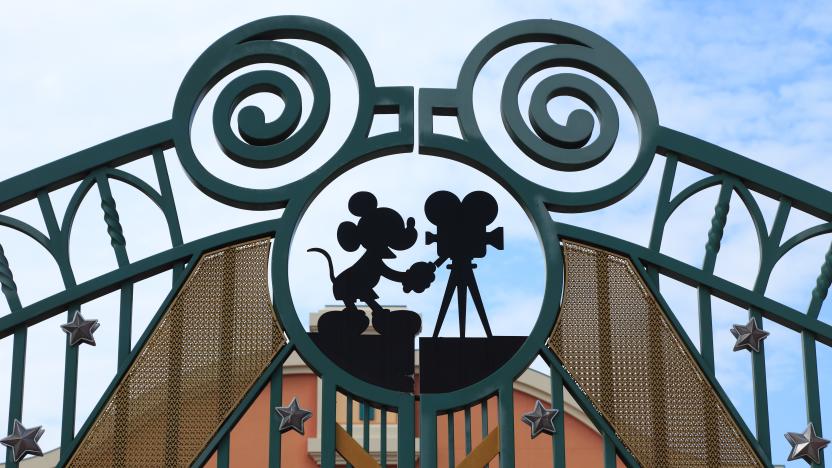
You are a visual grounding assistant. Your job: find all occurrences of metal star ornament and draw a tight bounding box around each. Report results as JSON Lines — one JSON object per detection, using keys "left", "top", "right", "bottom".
{"left": 1, "top": 419, "right": 44, "bottom": 462}
{"left": 60, "top": 311, "right": 100, "bottom": 347}
{"left": 521, "top": 400, "right": 559, "bottom": 439}
{"left": 730, "top": 317, "right": 769, "bottom": 352}
{"left": 274, "top": 398, "right": 312, "bottom": 435}
{"left": 785, "top": 422, "right": 829, "bottom": 465}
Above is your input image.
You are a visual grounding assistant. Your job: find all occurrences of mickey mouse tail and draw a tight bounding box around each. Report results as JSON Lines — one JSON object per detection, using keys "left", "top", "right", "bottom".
{"left": 307, "top": 248, "right": 335, "bottom": 281}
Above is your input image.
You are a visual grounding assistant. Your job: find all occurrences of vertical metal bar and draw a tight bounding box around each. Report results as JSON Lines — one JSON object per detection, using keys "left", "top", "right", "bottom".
{"left": 346, "top": 395, "right": 353, "bottom": 434}
{"left": 321, "top": 377, "right": 336, "bottom": 468}
{"left": 498, "top": 382, "right": 515, "bottom": 468}
{"left": 217, "top": 433, "right": 230, "bottom": 468}
{"left": 696, "top": 289, "right": 715, "bottom": 371}
{"left": 363, "top": 401, "right": 370, "bottom": 453}
{"left": 447, "top": 412, "right": 455, "bottom": 468}
{"left": 117, "top": 286, "right": 133, "bottom": 364}
{"left": 380, "top": 409, "right": 387, "bottom": 468}
{"left": 60, "top": 317, "right": 79, "bottom": 457}
{"left": 647, "top": 154, "right": 678, "bottom": 284}
{"left": 808, "top": 240, "right": 832, "bottom": 320}
{"left": 418, "top": 397, "right": 436, "bottom": 468}
{"left": 346, "top": 395, "right": 353, "bottom": 468}
{"left": 94, "top": 175, "right": 134, "bottom": 367}
{"left": 464, "top": 407, "right": 472, "bottom": 455}
{"left": 269, "top": 365, "right": 283, "bottom": 468}
{"left": 6, "top": 329, "right": 26, "bottom": 468}
{"left": 94, "top": 174, "right": 129, "bottom": 266}
{"left": 604, "top": 434, "right": 616, "bottom": 468}
{"left": 700, "top": 180, "right": 732, "bottom": 468}
{"left": 703, "top": 181, "right": 732, "bottom": 273}
{"left": 802, "top": 332, "right": 824, "bottom": 468}
{"left": 151, "top": 148, "right": 184, "bottom": 283}
{"left": 36, "top": 193, "right": 84, "bottom": 458}
{"left": 697, "top": 293, "right": 718, "bottom": 466}
{"left": 397, "top": 395, "right": 416, "bottom": 468}
{"left": 743, "top": 198, "right": 789, "bottom": 460}
{"left": 749, "top": 308, "right": 771, "bottom": 458}
{"left": 698, "top": 180, "right": 732, "bottom": 371}
{"left": 481, "top": 400, "right": 490, "bottom": 468}
{"left": 0, "top": 242, "right": 25, "bottom": 468}
{"left": 550, "top": 364, "right": 566, "bottom": 468}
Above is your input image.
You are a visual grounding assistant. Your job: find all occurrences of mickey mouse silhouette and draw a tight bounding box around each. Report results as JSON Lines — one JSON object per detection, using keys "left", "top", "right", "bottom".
{"left": 308, "top": 192, "right": 436, "bottom": 316}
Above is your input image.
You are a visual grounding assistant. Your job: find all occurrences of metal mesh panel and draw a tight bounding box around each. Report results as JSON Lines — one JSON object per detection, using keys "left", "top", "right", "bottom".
{"left": 69, "top": 238, "right": 286, "bottom": 467}
{"left": 548, "top": 240, "right": 762, "bottom": 468}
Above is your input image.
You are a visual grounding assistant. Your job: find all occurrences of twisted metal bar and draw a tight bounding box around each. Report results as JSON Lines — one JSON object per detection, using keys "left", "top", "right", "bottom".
{"left": 705, "top": 184, "right": 732, "bottom": 262}
{"left": 809, "top": 242, "right": 832, "bottom": 318}
{"left": 0, "top": 243, "right": 18, "bottom": 297}
{"left": 100, "top": 193, "right": 126, "bottom": 249}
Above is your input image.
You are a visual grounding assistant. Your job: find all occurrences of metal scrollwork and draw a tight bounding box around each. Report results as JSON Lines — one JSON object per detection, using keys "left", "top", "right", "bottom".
{"left": 423, "top": 20, "right": 660, "bottom": 211}
{"left": 171, "top": 16, "right": 379, "bottom": 209}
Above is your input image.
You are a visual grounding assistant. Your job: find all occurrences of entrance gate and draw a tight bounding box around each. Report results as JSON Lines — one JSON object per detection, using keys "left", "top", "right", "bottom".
{"left": 0, "top": 16, "right": 829, "bottom": 468}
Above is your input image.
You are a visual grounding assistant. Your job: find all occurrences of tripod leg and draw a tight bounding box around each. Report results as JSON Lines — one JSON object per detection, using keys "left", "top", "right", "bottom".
{"left": 457, "top": 279, "right": 468, "bottom": 338}
{"left": 468, "top": 273, "right": 493, "bottom": 337}
{"left": 432, "top": 270, "right": 458, "bottom": 337}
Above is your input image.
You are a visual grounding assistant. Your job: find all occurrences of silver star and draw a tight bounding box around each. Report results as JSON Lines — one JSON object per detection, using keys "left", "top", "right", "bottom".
{"left": 786, "top": 422, "right": 829, "bottom": 465}
{"left": 60, "top": 311, "right": 100, "bottom": 347}
{"left": 275, "top": 398, "right": 312, "bottom": 435}
{"left": 730, "top": 317, "right": 769, "bottom": 352}
{"left": 1, "top": 419, "right": 44, "bottom": 462}
{"left": 521, "top": 400, "right": 559, "bottom": 439}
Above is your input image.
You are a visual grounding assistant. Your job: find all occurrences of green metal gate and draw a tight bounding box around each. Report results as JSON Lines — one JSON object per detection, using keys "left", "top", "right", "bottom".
{"left": 0, "top": 15, "right": 829, "bottom": 468}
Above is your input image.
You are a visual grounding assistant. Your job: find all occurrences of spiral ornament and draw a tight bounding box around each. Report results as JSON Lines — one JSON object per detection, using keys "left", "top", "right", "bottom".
{"left": 507, "top": 70, "right": 620, "bottom": 171}
{"left": 451, "top": 20, "right": 659, "bottom": 210}
{"left": 171, "top": 16, "right": 376, "bottom": 209}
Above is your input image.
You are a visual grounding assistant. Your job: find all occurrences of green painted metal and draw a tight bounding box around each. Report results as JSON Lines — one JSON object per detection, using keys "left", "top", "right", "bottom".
{"left": 604, "top": 434, "right": 616, "bottom": 468}
{"left": 447, "top": 412, "right": 455, "bottom": 467}
{"left": 345, "top": 395, "right": 353, "bottom": 468}
{"left": 541, "top": 348, "right": 640, "bottom": 468}
{"left": 320, "top": 377, "right": 336, "bottom": 468}
{"left": 268, "top": 364, "right": 282, "bottom": 468}
{"left": 217, "top": 434, "right": 230, "bottom": 468}
{"left": 362, "top": 401, "right": 370, "bottom": 452}
{"left": 0, "top": 14, "right": 829, "bottom": 468}
{"left": 549, "top": 363, "right": 566, "bottom": 468}
{"left": 380, "top": 408, "right": 387, "bottom": 467}
{"left": 191, "top": 344, "right": 295, "bottom": 467}
{"left": 464, "top": 407, "right": 472, "bottom": 455}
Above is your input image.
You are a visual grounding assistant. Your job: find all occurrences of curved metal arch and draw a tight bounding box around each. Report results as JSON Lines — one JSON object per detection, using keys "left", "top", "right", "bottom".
{"left": 778, "top": 223, "right": 832, "bottom": 262}
{"left": 0, "top": 216, "right": 53, "bottom": 253}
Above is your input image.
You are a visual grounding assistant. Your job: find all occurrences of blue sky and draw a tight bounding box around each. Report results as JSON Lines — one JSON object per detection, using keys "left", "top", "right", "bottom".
{"left": 0, "top": 1, "right": 830, "bottom": 465}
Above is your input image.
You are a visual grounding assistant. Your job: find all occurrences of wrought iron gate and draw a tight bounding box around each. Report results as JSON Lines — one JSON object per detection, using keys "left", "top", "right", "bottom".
{"left": 0, "top": 15, "right": 830, "bottom": 468}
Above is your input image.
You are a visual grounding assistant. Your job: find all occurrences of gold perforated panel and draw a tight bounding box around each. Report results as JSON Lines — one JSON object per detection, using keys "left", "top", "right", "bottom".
{"left": 69, "top": 238, "right": 286, "bottom": 467}
{"left": 548, "top": 240, "right": 762, "bottom": 468}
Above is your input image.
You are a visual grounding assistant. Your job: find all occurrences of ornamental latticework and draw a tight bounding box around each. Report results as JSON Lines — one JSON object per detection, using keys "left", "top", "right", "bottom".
{"left": 68, "top": 238, "right": 286, "bottom": 467}
{"left": 548, "top": 240, "right": 763, "bottom": 468}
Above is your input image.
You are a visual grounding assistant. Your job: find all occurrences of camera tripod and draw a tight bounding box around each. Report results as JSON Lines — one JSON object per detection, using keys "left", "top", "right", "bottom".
{"left": 432, "top": 262, "right": 493, "bottom": 338}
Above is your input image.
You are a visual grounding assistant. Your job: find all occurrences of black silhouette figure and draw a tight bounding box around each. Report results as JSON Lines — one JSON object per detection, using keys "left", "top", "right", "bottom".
{"left": 308, "top": 192, "right": 435, "bottom": 335}
{"left": 306, "top": 192, "right": 433, "bottom": 391}
{"left": 425, "top": 191, "right": 503, "bottom": 338}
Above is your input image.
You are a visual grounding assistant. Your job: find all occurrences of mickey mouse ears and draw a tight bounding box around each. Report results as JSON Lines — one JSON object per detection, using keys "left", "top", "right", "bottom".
{"left": 348, "top": 191, "right": 378, "bottom": 217}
